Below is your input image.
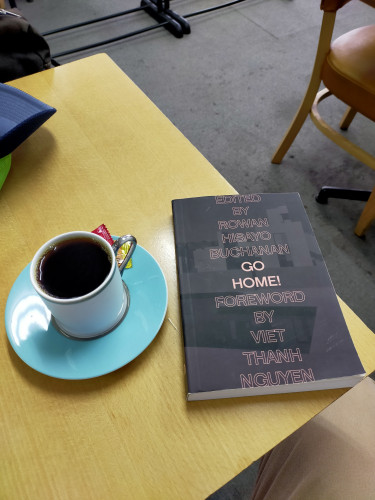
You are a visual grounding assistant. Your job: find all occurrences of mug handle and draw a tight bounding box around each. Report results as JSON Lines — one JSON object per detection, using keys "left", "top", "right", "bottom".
{"left": 112, "top": 235, "right": 137, "bottom": 273}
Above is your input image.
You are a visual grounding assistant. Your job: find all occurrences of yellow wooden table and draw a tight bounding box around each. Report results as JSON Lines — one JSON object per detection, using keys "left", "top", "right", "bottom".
{"left": 2, "top": 54, "right": 375, "bottom": 500}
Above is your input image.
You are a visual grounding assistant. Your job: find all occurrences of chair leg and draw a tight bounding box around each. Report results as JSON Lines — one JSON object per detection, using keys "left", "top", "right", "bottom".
{"left": 355, "top": 185, "right": 375, "bottom": 237}
{"left": 340, "top": 106, "right": 357, "bottom": 130}
{"left": 271, "top": 84, "right": 321, "bottom": 164}
{"left": 271, "top": 11, "right": 336, "bottom": 164}
{"left": 310, "top": 89, "right": 375, "bottom": 171}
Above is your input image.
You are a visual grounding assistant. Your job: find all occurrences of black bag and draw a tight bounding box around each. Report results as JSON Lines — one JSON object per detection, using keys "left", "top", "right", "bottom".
{"left": 0, "top": 8, "right": 52, "bottom": 83}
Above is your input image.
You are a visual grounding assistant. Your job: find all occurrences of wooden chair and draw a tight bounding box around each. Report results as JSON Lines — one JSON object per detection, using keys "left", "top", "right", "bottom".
{"left": 271, "top": 0, "right": 375, "bottom": 236}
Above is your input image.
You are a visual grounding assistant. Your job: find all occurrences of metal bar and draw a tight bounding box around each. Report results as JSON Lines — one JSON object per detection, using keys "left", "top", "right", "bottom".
{"left": 51, "top": 21, "right": 167, "bottom": 58}
{"left": 156, "top": 0, "right": 163, "bottom": 12}
{"left": 316, "top": 187, "right": 371, "bottom": 204}
{"left": 141, "top": 0, "right": 185, "bottom": 37}
{"left": 43, "top": 6, "right": 146, "bottom": 36}
{"left": 48, "top": 0, "right": 250, "bottom": 58}
{"left": 183, "top": 0, "right": 248, "bottom": 18}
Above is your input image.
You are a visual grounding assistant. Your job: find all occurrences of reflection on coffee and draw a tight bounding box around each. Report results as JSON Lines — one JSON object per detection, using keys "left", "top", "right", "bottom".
{"left": 36, "top": 237, "right": 111, "bottom": 298}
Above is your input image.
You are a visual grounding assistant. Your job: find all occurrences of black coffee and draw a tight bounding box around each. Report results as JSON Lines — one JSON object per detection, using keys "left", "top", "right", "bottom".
{"left": 37, "top": 237, "right": 112, "bottom": 299}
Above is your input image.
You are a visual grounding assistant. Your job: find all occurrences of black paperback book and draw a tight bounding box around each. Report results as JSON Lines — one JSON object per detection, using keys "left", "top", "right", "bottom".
{"left": 172, "top": 193, "right": 365, "bottom": 401}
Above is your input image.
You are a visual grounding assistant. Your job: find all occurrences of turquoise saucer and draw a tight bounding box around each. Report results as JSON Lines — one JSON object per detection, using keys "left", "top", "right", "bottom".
{"left": 5, "top": 245, "right": 168, "bottom": 379}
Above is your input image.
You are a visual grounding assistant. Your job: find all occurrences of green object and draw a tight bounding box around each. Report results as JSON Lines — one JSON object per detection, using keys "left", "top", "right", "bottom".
{"left": 0, "top": 154, "right": 11, "bottom": 189}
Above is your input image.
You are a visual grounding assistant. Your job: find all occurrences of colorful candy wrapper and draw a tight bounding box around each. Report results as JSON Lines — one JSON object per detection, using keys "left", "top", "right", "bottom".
{"left": 92, "top": 224, "right": 133, "bottom": 269}
{"left": 92, "top": 224, "right": 114, "bottom": 245}
{"left": 116, "top": 241, "right": 133, "bottom": 269}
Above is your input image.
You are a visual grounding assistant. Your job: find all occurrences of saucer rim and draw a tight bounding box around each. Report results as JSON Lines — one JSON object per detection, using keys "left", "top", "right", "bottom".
{"left": 5, "top": 245, "right": 168, "bottom": 380}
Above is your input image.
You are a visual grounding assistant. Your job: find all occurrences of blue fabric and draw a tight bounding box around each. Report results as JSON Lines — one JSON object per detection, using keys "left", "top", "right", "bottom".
{"left": 0, "top": 83, "right": 56, "bottom": 157}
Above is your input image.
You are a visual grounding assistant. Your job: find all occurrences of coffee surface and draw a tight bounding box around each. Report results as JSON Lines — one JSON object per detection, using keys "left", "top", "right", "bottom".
{"left": 37, "top": 238, "right": 112, "bottom": 298}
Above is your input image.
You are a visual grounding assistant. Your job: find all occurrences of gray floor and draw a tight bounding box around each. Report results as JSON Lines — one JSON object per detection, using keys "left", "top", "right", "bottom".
{"left": 13, "top": 0, "right": 375, "bottom": 497}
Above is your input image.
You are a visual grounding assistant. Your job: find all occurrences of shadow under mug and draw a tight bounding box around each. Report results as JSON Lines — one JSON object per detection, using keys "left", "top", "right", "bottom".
{"left": 30, "top": 231, "right": 137, "bottom": 339}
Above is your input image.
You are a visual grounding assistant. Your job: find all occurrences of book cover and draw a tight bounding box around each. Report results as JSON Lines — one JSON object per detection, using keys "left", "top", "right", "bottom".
{"left": 172, "top": 193, "right": 365, "bottom": 401}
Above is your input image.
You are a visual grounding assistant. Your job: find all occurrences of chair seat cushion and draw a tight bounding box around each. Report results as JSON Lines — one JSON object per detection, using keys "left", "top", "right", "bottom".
{"left": 322, "top": 25, "right": 375, "bottom": 121}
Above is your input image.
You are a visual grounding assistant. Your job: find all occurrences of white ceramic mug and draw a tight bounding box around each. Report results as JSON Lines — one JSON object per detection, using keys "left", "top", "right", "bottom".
{"left": 30, "top": 231, "right": 137, "bottom": 339}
